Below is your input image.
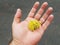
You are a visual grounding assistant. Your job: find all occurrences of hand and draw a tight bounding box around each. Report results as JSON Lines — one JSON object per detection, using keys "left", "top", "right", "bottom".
{"left": 10, "top": 2, "right": 54, "bottom": 45}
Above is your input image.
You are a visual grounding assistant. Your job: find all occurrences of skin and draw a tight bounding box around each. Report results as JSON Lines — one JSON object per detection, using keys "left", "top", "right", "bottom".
{"left": 10, "top": 1, "right": 54, "bottom": 45}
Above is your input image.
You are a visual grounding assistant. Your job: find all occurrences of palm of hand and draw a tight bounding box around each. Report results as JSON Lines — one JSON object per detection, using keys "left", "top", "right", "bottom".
{"left": 12, "top": 2, "right": 54, "bottom": 45}
{"left": 12, "top": 17, "right": 42, "bottom": 45}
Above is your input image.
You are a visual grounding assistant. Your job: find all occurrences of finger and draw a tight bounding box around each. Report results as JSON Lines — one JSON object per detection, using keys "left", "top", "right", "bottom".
{"left": 14, "top": 8, "right": 22, "bottom": 23}
{"left": 41, "top": 14, "right": 54, "bottom": 31}
{"left": 28, "top": 2, "right": 39, "bottom": 18}
{"left": 40, "top": 7, "right": 53, "bottom": 24}
{"left": 34, "top": 2, "right": 48, "bottom": 20}
{"left": 35, "top": 15, "right": 54, "bottom": 39}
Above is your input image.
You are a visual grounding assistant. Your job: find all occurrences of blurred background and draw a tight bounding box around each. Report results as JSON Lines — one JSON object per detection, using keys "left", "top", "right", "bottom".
{"left": 0, "top": 0, "right": 60, "bottom": 45}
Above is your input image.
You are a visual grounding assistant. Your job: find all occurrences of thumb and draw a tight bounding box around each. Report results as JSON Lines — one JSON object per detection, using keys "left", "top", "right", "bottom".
{"left": 14, "top": 8, "right": 22, "bottom": 23}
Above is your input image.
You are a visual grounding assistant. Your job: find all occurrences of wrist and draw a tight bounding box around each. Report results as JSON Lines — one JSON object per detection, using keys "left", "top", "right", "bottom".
{"left": 9, "top": 40, "right": 15, "bottom": 45}
{"left": 9, "top": 39, "right": 27, "bottom": 45}
{"left": 9, "top": 39, "right": 37, "bottom": 45}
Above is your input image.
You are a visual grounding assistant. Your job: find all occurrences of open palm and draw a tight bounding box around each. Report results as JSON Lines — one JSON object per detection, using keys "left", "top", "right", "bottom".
{"left": 11, "top": 2, "right": 54, "bottom": 45}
